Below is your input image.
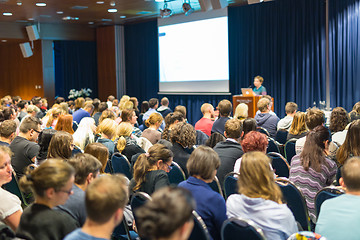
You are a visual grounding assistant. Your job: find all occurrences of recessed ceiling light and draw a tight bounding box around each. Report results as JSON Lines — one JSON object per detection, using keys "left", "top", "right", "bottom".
{"left": 1, "top": 40, "right": 7, "bottom": 42}
{"left": 74, "top": 17, "right": 79, "bottom": 20}
{"left": 101, "top": 18, "right": 112, "bottom": 22}
{"left": 56, "top": 11, "right": 64, "bottom": 14}
{"left": 28, "top": 18, "right": 34, "bottom": 20}
{"left": 119, "top": 15, "right": 126, "bottom": 18}
{"left": 36, "top": 3, "right": 46, "bottom": 7}
{"left": 88, "top": 22, "right": 94, "bottom": 24}
{"left": 96, "top": 1, "right": 104, "bottom": 4}
{"left": 16, "top": 1, "right": 22, "bottom": 5}
{"left": 108, "top": 8, "right": 117, "bottom": 13}
{"left": 3, "top": 12, "right": 12, "bottom": 16}
{"left": 110, "top": 1, "right": 115, "bottom": 6}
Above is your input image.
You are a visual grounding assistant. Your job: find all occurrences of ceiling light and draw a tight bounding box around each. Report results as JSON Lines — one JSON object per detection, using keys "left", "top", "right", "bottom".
{"left": 155, "top": 0, "right": 164, "bottom": 2}
{"left": 110, "top": 1, "right": 115, "bottom": 6}
{"left": 108, "top": 8, "right": 117, "bottom": 13}
{"left": 28, "top": 18, "right": 34, "bottom": 20}
{"left": 119, "top": 15, "right": 126, "bottom": 18}
{"left": 160, "top": 3, "right": 172, "bottom": 18}
{"left": 36, "top": 3, "right": 46, "bottom": 6}
{"left": 88, "top": 22, "right": 94, "bottom": 24}
{"left": 96, "top": 1, "right": 104, "bottom": 4}
{"left": 1, "top": 40, "right": 7, "bottom": 42}
{"left": 56, "top": 11, "right": 63, "bottom": 14}
{"left": 182, "top": 1, "right": 194, "bottom": 16}
{"left": 16, "top": 1, "right": 22, "bottom": 5}
{"left": 3, "top": 12, "right": 13, "bottom": 16}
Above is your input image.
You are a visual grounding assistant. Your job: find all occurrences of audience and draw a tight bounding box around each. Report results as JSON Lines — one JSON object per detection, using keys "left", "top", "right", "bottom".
{"left": 98, "top": 109, "right": 116, "bottom": 124}
{"left": 349, "top": 101, "right": 360, "bottom": 122}
{"left": 0, "top": 146, "right": 23, "bottom": 231}
{"left": 93, "top": 102, "right": 107, "bottom": 126}
{"left": 116, "top": 122, "right": 145, "bottom": 161}
{"left": 142, "top": 112, "right": 163, "bottom": 144}
{"left": 136, "top": 187, "right": 194, "bottom": 240}
{"left": 121, "top": 109, "right": 142, "bottom": 138}
{"left": 174, "top": 105, "right": 187, "bottom": 120}
{"left": 64, "top": 174, "right": 128, "bottom": 240}
{"left": 241, "top": 118, "right": 257, "bottom": 139}
{"left": 195, "top": 103, "right": 215, "bottom": 136}
{"left": 73, "top": 117, "right": 96, "bottom": 150}
{"left": 289, "top": 125, "right": 337, "bottom": 223}
{"left": 179, "top": 146, "right": 226, "bottom": 240}
{"left": 336, "top": 119, "right": 360, "bottom": 165}
{"left": 162, "top": 111, "right": 185, "bottom": 141}
{"left": 214, "top": 119, "right": 244, "bottom": 186}
{"left": 138, "top": 100, "right": 149, "bottom": 125}
{"left": 255, "top": 97, "right": 280, "bottom": 138}
{"left": 315, "top": 157, "right": 360, "bottom": 239}
{"left": 73, "top": 103, "right": 94, "bottom": 125}
{"left": 47, "top": 131, "right": 74, "bottom": 160}
{"left": 84, "top": 142, "right": 110, "bottom": 174}
{"left": 205, "top": 132, "right": 226, "bottom": 148}
{"left": 129, "top": 144, "right": 173, "bottom": 196}
{"left": 287, "top": 112, "right": 308, "bottom": 141}
{"left": 0, "top": 120, "right": 17, "bottom": 146}
{"left": 227, "top": 151, "right": 297, "bottom": 240}
{"left": 233, "top": 103, "right": 248, "bottom": 121}
{"left": 211, "top": 99, "right": 232, "bottom": 135}
{"left": 96, "top": 119, "right": 117, "bottom": 158}
{"left": 157, "top": 97, "right": 173, "bottom": 118}
{"left": 142, "top": 98, "right": 164, "bottom": 129}
{"left": 55, "top": 114, "right": 74, "bottom": 134}
{"left": 36, "top": 129, "right": 57, "bottom": 164}
{"left": 10, "top": 116, "right": 41, "bottom": 178}
{"left": 277, "top": 102, "right": 298, "bottom": 131}
{"left": 16, "top": 160, "right": 77, "bottom": 240}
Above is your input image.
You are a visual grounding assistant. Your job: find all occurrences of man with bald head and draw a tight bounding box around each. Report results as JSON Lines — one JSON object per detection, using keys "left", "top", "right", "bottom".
{"left": 195, "top": 103, "right": 215, "bottom": 136}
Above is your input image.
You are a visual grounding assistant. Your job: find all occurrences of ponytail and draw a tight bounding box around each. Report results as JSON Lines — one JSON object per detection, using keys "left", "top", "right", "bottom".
{"left": 116, "top": 136, "right": 126, "bottom": 153}
{"left": 133, "top": 153, "right": 153, "bottom": 191}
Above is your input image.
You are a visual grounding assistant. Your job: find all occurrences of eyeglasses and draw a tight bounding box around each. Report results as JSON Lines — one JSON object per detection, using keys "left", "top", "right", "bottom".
{"left": 165, "top": 162, "right": 172, "bottom": 172}
{"left": 32, "top": 129, "right": 41, "bottom": 134}
{"left": 58, "top": 189, "right": 73, "bottom": 195}
{"left": 70, "top": 143, "right": 75, "bottom": 149}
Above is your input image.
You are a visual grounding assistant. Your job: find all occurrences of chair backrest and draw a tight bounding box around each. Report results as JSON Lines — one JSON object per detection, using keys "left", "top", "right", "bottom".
{"left": 284, "top": 138, "right": 297, "bottom": 164}
{"left": 275, "top": 130, "right": 288, "bottom": 145}
{"left": 130, "top": 192, "right": 152, "bottom": 227}
{"left": 267, "top": 138, "right": 280, "bottom": 153}
{"left": 223, "top": 172, "right": 239, "bottom": 200}
{"left": 221, "top": 217, "right": 266, "bottom": 240}
{"left": 208, "top": 176, "right": 224, "bottom": 198}
{"left": 111, "top": 153, "right": 132, "bottom": 179}
{"left": 257, "top": 127, "right": 270, "bottom": 137}
{"left": 167, "top": 161, "right": 186, "bottom": 186}
{"left": 112, "top": 217, "right": 138, "bottom": 240}
{"left": 275, "top": 178, "right": 311, "bottom": 231}
{"left": 188, "top": 211, "right": 211, "bottom": 240}
{"left": 268, "top": 152, "right": 290, "bottom": 178}
{"left": 315, "top": 186, "right": 345, "bottom": 218}
{"left": 104, "top": 159, "right": 113, "bottom": 174}
{"left": 287, "top": 231, "right": 327, "bottom": 240}
{"left": 3, "top": 171, "right": 28, "bottom": 207}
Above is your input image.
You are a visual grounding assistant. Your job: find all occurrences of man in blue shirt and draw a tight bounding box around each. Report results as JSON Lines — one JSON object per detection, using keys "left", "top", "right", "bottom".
{"left": 316, "top": 157, "right": 360, "bottom": 240}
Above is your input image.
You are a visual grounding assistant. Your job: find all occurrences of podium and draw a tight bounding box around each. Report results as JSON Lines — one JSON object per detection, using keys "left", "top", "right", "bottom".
{"left": 232, "top": 95, "right": 274, "bottom": 118}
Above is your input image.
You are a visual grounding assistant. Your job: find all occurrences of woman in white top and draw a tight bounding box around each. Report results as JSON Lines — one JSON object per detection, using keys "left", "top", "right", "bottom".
{"left": 227, "top": 151, "right": 297, "bottom": 240}
{"left": 0, "top": 145, "right": 22, "bottom": 231}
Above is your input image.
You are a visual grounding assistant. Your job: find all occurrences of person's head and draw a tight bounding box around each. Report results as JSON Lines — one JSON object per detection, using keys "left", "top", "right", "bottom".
{"left": 75, "top": 97, "right": 85, "bottom": 110}
{"left": 289, "top": 112, "right": 307, "bottom": 135}
{"left": 253, "top": 75, "right": 264, "bottom": 88}
{"left": 218, "top": 99, "right": 232, "bottom": 117}
{"left": 17, "top": 100, "right": 28, "bottom": 110}
{"left": 205, "top": 132, "right": 226, "bottom": 148}
{"left": 224, "top": 119, "right": 242, "bottom": 140}
{"left": 300, "top": 125, "right": 330, "bottom": 172}
{"left": 84, "top": 143, "right": 109, "bottom": 174}
{"left": 107, "top": 95, "right": 115, "bottom": 102}
{"left": 47, "top": 131, "right": 74, "bottom": 160}
{"left": 116, "top": 122, "right": 133, "bottom": 152}
{"left": 84, "top": 103, "right": 94, "bottom": 115}
{"left": 97, "top": 118, "right": 117, "bottom": 139}
{"left": 31, "top": 96, "right": 42, "bottom": 107}
{"left": 99, "top": 109, "right": 116, "bottom": 124}
{"left": 174, "top": 105, "right": 187, "bottom": 119}
{"left": 122, "top": 101, "right": 134, "bottom": 111}
{"left": 257, "top": 98, "right": 270, "bottom": 113}
{"left": 170, "top": 122, "right": 196, "bottom": 148}
{"left": 19, "top": 116, "right": 42, "bottom": 141}
{"left": 340, "top": 157, "right": 360, "bottom": 192}
{"left": 145, "top": 112, "right": 163, "bottom": 128}
{"left": 12, "top": 96, "right": 21, "bottom": 105}
{"left": 238, "top": 151, "right": 282, "bottom": 203}
{"left": 329, "top": 107, "right": 349, "bottom": 133}
{"left": 55, "top": 114, "right": 74, "bottom": 134}
{"left": 149, "top": 98, "right": 159, "bottom": 109}
{"left": 86, "top": 174, "right": 128, "bottom": 225}
{"left": 59, "top": 102, "right": 69, "bottom": 114}
{"left": 241, "top": 131, "right": 268, "bottom": 153}
{"left": 241, "top": 118, "right": 257, "bottom": 139}
{"left": 68, "top": 153, "right": 102, "bottom": 186}
{"left": 160, "top": 97, "right": 169, "bottom": 107}
{"left": 19, "top": 160, "right": 75, "bottom": 206}
{"left": 133, "top": 144, "right": 173, "bottom": 190}
{"left": 285, "top": 102, "right": 298, "bottom": 115}
{"left": 98, "top": 102, "right": 108, "bottom": 113}
{"left": 337, "top": 119, "right": 360, "bottom": 165}
{"left": 200, "top": 103, "right": 215, "bottom": 117}
{"left": 121, "top": 109, "right": 137, "bottom": 125}
{"left": 0, "top": 107, "right": 16, "bottom": 121}
{"left": 26, "top": 105, "right": 40, "bottom": 116}
{"left": 55, "top": 97, "right": 65, "bottom": 105}
{"left": 140, "top": 101, "right": 150, "bottom": 113}
{"left": 37, "top": 129, "right": 57, "bottom": 161}
{"left": 187, "top": 145, "right": 220, "bottom": 181}
{"left": 0, "top": 146, "right": 13, "bottom": 186}
{"left": 234, "top": 103, "right": 248, "bottom": 120}
{"left": 136, "top": 187, "right": 194, "bottom": 240}
{"left": 0, "top": 120, "right": 17, "bottom": 141}
{"left": 305, "top": 107, "right": 325, "bottom": 130}
{"left": 351, "top": 102, "right": 360, "bottom": 115}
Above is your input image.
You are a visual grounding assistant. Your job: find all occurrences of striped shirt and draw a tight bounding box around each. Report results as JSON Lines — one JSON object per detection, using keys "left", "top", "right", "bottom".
{"left": 289, "top": 155, "right": 337, "bottom": 222}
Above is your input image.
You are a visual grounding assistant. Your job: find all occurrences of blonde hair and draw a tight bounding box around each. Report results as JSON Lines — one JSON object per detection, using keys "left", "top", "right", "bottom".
{"left": 200, "top": 103, "right": 213, "bottom": 115}
{"left": 234, "top": 103, "right": 248, "bottom": 121}
{"left": 97, "top": 119, "right": 117, "bottom": 139}
{"left": 257, "top": 98, "right": 270, "bottom": 112}
{"left": 145, "top": 112, "right": 163, "bottom": 127}
{"left": 99, "top": 109, "right": 116, "bottom": 124}
{"left": 289, "top": 112, "right": 307, "bottom": 135}
{"left": 238, "top": 151, "right": 282, "bottom": 204}
{"left": 119, "top": 95, "right": 130, "bottom": 111}
{"left": 116, "top": 122, "right": 133, "bottom": 152}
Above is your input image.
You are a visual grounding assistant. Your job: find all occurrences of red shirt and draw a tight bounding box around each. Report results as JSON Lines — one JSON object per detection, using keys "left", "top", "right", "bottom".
{"left": 195, "top": 117, "right": 214, "bottom": 136}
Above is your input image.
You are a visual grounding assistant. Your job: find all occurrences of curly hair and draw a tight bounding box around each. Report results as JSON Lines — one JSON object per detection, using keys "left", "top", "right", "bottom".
{"left": 241, "top": 131, "right": 268, "bottom": 153}
{"left": 170, "top": 122, "right": 196, "bottom": 148}
{"left": 329, "top": 107, "right": 349, "bottom": 133}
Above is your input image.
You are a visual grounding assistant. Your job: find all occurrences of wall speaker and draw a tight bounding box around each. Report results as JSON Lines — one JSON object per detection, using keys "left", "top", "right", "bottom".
{"left": 19, "top": 42, "right": 33, "bottom": 58}
{"left": 25, "top": 25, "right": 40, "bottom": 41}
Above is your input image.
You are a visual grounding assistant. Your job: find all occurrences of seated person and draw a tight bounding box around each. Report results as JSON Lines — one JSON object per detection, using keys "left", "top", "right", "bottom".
{"left": 233, "top": 103, "right": 248, "bottom": 122}
{"left": 179, "top": 146, "right": 227, "bottom": 240}
{"left": 336, "top": 120, "right": 360, "bottom": 166}
{"left": 47, "top": 131, "right": 74, "bottom": 161}
{"left": 277, "top": 102, "right": 298, "bottom": 131}
{"left": 255, "top": 98, "right": 279, "bottom": 138}
{"left": 211, "top": 99, "right": 232, "bottom": 135}
{"left": 0, "top": 120, "right": 17, "bottom": 146}
{"left": 116, "top": 122, "right": 145, "bottom": 161}
{"left": 287, "top": 112, "right": 308, "bottom": 141}
{"left": 129, "top": 144, "right": 173, "bottom": 196}
{"left": 96, "top": 119, "right": 117, "bottom": 158}
{"left": 316, "top": 157, "right": 360, "bottom": 240}
{"left": 227, "top": 151, "right": 297, "bottom": 240}
{"left": 141, "top": 112, "right": 163, "bottom": 144}
{"left": 136, "top": 187, "right": 194, "bottom": 240}
{"left": 64, "top": 175, "right": 128, "bottom": 240}
{"left": 195, "top": 103, "right": 215, "bottom": 136}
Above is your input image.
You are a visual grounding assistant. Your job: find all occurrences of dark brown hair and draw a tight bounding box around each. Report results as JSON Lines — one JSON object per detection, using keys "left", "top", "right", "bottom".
{"left": 329, "top": 107, "right": 349, "bottom": 133}
{"left": 336, "top": 120, "right": 360, "bottom": 165}
{"left": 47, "top": 131, "right": 73, "bottom": 160}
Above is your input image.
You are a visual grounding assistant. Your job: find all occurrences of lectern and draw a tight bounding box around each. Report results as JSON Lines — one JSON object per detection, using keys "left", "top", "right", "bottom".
{"left": 233, "top": 95, "right": 274, "bottom": 118}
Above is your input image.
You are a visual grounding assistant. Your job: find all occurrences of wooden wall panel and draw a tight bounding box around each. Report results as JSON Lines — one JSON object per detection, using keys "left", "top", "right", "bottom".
{"left": 0, "top": 40, "right": 43, "bottom": 100}
{"left": 96, "top": 26, "right": 117, "bottom": 101}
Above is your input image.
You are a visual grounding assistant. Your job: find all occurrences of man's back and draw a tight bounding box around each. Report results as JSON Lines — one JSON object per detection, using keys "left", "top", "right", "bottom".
{"left": 211, "top": 117, "right": 230, "bottom": 135}
{"left": 64, "top": 229, "right": 107, "bottom": 240}
{"left": 255, "top": 113, "right": 279, "bottom": 138}
{"left": 195, "top": 117, "right": 214, "bottom": 136}
{"left": 316, "top": 194, "right": 360, "bottom": 240}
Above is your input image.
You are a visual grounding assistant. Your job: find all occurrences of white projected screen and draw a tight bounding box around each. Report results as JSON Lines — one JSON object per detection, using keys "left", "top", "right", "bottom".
{"left": 158, "top": 16, "right": 229, "bottom": 94}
